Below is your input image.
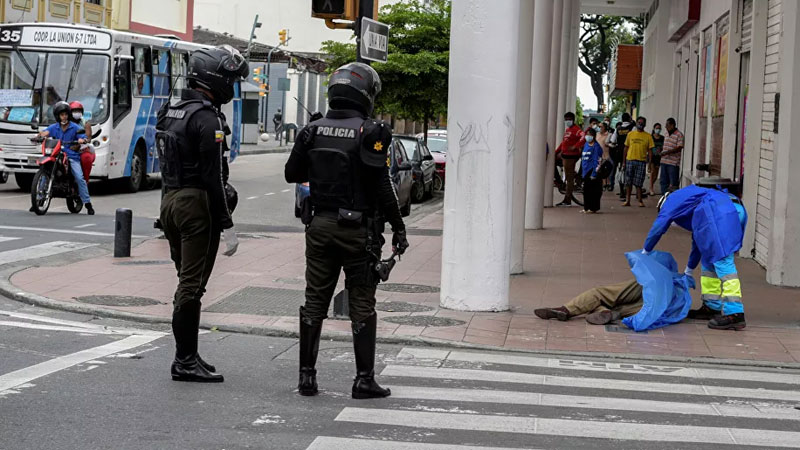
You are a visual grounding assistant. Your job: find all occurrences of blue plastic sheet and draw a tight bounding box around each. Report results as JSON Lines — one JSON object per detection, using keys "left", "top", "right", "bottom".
{"left": 622, "top": 250, "right": 693, "bottom": 332}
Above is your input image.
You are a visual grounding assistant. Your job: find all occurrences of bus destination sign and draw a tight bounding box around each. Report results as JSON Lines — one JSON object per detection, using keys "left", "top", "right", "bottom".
{"left": 0, "top": 25, "right": 111, "bottom": 50}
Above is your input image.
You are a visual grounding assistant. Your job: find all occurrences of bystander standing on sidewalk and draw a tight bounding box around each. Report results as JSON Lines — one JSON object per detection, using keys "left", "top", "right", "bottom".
{"left": 660, "top": 117, "right": 684, "bottom": 194}
{"left": 622, "top": 116, "right": 655, "bottom": 208}
{"left": 611, "top": 113, "right": 635, "bottom": 198}
{"left": 649, "top": 122, "right": 664, "bottom": 194}
{"left": 581, "top": 128, "right": 604, "bottom": 213}
{"left": 556, "top": 112, "right": 585, "bottom": 207}
{"left": 597, "top": 122, "right": 612, "bottom": 191}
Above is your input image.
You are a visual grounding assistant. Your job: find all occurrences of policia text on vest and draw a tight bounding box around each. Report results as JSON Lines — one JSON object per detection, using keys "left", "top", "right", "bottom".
{"left": 284, "top": 62, "right": 409, "bottom": 400}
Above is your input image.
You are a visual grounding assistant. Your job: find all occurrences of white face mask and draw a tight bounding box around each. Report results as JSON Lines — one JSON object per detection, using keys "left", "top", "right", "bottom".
{"left": 72, "top": 112, "right": 82, "bottom": 120}
{"left": 565, "top": 120, "right": 573, "bottom": 128}
{"left": 585, "top": 135, "right": 594, "bottom": 143}
{"left": 653, "top": 128, "right": 661, "bottom": 135}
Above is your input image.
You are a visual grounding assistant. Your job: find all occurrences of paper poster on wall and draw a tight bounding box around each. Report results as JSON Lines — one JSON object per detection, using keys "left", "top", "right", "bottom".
{"left": 715, "top": 33, "right": 729, "bottom": 116}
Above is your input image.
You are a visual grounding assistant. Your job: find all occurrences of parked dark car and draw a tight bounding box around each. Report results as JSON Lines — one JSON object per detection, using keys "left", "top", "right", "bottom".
{"left": 294, "top": 137, "right": 413, "bottom": 217}
{"left": 395, "top": 135, "right": 435, "bottom": 202}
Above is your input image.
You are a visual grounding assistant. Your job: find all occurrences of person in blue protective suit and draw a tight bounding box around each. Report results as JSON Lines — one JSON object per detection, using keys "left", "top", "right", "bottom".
{"left": 644, "top": 185, "right": 748, "bottom": 330}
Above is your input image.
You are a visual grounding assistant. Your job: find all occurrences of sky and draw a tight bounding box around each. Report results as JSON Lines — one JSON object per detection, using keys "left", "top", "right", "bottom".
{"left": 577, "top": 71, "right": 600, "bottom": 112}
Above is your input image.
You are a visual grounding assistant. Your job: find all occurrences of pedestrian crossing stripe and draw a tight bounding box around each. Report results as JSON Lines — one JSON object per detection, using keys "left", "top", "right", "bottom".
{"left": 0, "top": 236, "right": 21, "bottom": 243}
{"left": 0, "top": 241, "right": 96, "bottom": 265}
{"left": 397, "top": 348, "right": 800, "bottom": 386}
{"left": 305, "top": 347, "right": 800, "bottom": 449}
{"left": 381, "top": 364, "right": 800, "bottom": 402}
{"left": 334, "top": 408, "right": 800, "bottom": 448}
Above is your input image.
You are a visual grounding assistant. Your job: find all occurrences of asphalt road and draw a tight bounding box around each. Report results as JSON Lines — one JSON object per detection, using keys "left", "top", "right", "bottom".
{"left": 2, "top": 295, "right": 800, "bottom": 450}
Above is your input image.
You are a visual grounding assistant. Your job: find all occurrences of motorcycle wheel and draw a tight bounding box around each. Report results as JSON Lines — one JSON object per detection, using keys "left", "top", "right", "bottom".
{"left": 67, "top": 196, "right": 83, "bottom": 214}
{"left": 30, "top": 170, "right": 52, "bottom": 216}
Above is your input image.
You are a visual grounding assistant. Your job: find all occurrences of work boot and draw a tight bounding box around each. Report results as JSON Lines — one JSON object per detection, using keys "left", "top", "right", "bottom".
{"left": 298, "top": 307, "right": 322, "bottom": 396}
{"left": 687, "top": 304, "right": 719, "bottom": 320}
{"left": 586, "top": 310, "right": 621, "bottom": 325}
{"left": 351, "top": 314, "right": 391, "bottom": 399}
{"left": 708, "top": 313, "right": 746, "bottom": 330}
{"left": 534, "top": 306, "right": 569, "bottom": 321}
{"left": 171, "top": 302, "right": 223, "bottom": 382}
{"left": 86, "top": 203, "right": 95, "bottom": 215}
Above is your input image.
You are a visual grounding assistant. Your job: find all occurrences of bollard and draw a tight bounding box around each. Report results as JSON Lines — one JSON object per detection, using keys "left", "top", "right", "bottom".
{"left": 114, "top": 208, "right": 133, "bottom": 257}
{"left": 333, "top": 288, "right": 349, "bottom": 319}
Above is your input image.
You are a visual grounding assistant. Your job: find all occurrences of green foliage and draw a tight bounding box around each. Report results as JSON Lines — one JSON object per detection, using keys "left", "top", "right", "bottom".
{"left": 578, "top": 15, "right": 643, "bottom": 110}
{"left": 608, "top": 96, "right": 628, "bottom": 121}
{"left": 575, "top": 97, "right": 584, "bottom": 128}
{"left": 319, "top": 0, "right": 451, "bottom": 134}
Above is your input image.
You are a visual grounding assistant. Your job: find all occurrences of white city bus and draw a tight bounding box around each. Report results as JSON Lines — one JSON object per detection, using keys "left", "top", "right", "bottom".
{"left": 0, "top": 23, "right": 242, "bottom": 192}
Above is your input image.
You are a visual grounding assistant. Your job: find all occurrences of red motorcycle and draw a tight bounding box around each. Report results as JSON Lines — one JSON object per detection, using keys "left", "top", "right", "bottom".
{"left": 29, "top": 136, "right": 85, "bottom": 215}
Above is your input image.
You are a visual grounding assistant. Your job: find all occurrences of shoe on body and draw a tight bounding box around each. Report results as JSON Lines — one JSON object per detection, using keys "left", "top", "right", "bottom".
{"left": 687, "top": 304, "right": 719, "bottom": 320}
{"left": 708, "top": 313, "right": 746, "bottom": 330}
{"left": 534, "top": 306, "right": 569, "bottom": 321}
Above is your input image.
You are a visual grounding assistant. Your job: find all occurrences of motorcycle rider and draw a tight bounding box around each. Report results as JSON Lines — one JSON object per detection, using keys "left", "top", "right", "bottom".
{"left": 36, "top": 101, "right": 93, "bottom": 215}
{"left": 284, "top": 62, "right": 409, "bottom": 399}
{"left": 69, "top": 101, "right": 95, "bottom": 184}
{"left": 156, "top": 44, "right": 247, "bottom": 383}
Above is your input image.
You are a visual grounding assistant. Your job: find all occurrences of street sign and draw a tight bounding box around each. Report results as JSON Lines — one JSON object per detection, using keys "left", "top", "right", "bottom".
{"left": 277, "top": 78, "right": 291, "bottom": 91}
{"left": 359, "top": 17, "right": 389, "bottom": 63}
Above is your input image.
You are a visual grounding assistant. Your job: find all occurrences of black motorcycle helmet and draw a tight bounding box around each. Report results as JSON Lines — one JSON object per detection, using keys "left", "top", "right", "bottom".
{"left": 52, "top": 101, "right": 71, "bottom": 122}
{"left": 187, "top": 45, "right": 248, "bottom": 105}
{"left": 327, "top": 62, "right": 381, "bottom": 115}
{"left": 225, "top": 182, "right": 238, "bottom": 214}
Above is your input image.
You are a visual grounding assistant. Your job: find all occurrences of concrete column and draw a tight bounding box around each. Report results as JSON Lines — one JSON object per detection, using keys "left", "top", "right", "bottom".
{"left": 553, "top": 0, "right": 573, "bottom": 200}
{"left": 543, "top": 0, "right": 564, "bottom": 208}
{"left": 441, "top": 0, "right": 521, "bottom": 311}
{"left": 524, "top": 0, "right": 554, "bottom": 230}
{"left": 510, "top": 0, "right": 534, "bottom": 275}
{"left": 566, "top": 1, "right": 580, "bottom": 112}
{"left": 766, "top": 0, "right": 800, "bottom": 287}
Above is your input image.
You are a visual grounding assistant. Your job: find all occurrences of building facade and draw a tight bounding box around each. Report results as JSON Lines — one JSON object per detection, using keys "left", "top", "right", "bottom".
{"left": 444, "top": 0, "right": 800, "bottom": 313}
{"left": 0, "top": 0, "right": 111, "bottom": 26}
{"left": 110, "top": 0, "right": 194, "bottom": 41}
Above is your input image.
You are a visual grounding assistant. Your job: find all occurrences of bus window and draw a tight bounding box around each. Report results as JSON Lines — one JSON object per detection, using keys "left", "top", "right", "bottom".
{"left": 152, "top": 49, "right": 170, "bottom": 97}
{"left": 133, "top": 46, "right": 152, "bottom": 97}
{"left": 114, "top": 58, "right": 132, "bottom": 125}
{"left": 41, "top": 53, "right": 109, "bottom": 126}
{"left": 170, "top": 51, "right": 188, "bottom": 102}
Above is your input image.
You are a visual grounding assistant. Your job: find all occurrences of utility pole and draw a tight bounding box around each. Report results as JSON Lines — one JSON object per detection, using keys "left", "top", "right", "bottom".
{"left": 245, "top": 14, "right": 262, "bottom": 63}
{"left": 264, "top": 30, "right": 290, "bottom": 137}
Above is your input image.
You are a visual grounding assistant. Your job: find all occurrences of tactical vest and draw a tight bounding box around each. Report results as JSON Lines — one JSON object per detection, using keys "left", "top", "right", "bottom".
{"left": 307, "top": 115, "right": 374, "bottom": 212}
{"left": 156, "top": 99, "right": 217, "bottom": 189}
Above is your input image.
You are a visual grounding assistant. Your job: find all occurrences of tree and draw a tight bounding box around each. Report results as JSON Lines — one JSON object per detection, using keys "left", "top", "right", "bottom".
{"left": 320, "top": 0, "right": 451, "bottom": 142}
{"left": 575, "top": 97, "right": 584, "bottom": 128}
{"left": 578, "top": 15, "right": 641, "bottom": 110}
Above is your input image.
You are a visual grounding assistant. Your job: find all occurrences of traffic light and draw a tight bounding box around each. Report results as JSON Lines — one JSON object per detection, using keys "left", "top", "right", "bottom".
{"left": 279, "top": 29, "right": 288, "bottom": 45}
{"left": 259, "top": 83, "right": 268, "bottom": 97}
{"left": 253, "top": 67, "right": 262, "bottom": 82}
{"left": 311, "top": 0, "right": 357, "bottom": 20}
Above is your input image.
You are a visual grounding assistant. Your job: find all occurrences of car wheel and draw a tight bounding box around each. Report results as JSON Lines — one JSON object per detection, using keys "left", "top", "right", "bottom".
{"left": 433, "top": 173, "right": 443, "bottom": 191}
{"left": 123, "top": 147, "right": 145, "bottom": 193}
{"left": 15, "top": 172, "right": 34, "bottom": 192}
{"left": 411, "top": 181, "right": 425, "bottom": 203}
{"left": 0, "top": 171, "right": 8, "bottom": 184}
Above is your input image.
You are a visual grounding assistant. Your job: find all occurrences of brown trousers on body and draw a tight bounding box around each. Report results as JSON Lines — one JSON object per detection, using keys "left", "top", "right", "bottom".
{"left": 564, "top": 279, "right": 644, "bottom": 318}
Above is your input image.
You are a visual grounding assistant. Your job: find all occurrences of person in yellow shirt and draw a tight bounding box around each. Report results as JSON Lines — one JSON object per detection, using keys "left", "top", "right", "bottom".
{"left": 622, "top": 116, "right": 655, "bottom": 207}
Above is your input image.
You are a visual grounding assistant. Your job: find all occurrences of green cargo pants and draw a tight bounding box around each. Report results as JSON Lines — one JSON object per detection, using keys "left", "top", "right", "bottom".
{"left": 160, "top": 188, "right": 221, "bottom": 309}
{"left": 303, "top": 215, "right": 379, "bottom": 324}
{"left": 564, "top": 278, "right": 644, "bottom": 318}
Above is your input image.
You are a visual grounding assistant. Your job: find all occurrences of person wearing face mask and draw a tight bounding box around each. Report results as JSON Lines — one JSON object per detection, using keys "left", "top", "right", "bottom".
{"left": 649, "top": 123, "right": 664, "bottom": 195}
{"left": 581, "top": 128, "right": 604, "bottom": 213}
{"left": 659, "top": 118, "right": 685, "bottom": 194}
{"left": 69, "top": 101, "right": 95, "bottom": 184}
{"left": 556, "top": 112, "right": 585, "bottom": 206}
{"left": 610, "top": 113, "right": 635, "bottom": 198}
{"left": 622, "top": 116, "right": 655, "bottom": 207}
{"left": 36, "top": 102, "right": 93, "bottom": 215}
{"left": 596, "top": 122, "right": 612, "bottom": 190}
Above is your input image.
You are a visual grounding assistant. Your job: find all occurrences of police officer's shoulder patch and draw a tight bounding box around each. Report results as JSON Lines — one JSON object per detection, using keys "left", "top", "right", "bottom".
{"left": 316, "top": 126, "right": 357, "bottom": 139}
{"left": 215, "top": 130, "right": 225, "bottom": 143}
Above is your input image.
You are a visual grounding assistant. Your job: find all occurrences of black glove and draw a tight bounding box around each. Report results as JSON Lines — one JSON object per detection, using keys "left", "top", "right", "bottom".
{"left": 392, "top": 229, "right": 409, "bottom": 255}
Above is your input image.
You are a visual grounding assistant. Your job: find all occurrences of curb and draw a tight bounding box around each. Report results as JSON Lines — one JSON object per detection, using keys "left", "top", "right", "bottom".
{"left": 238, "top": 147, "right": 291, "bottom": 156}
{"left": 2, "top": 266, "right": 800, "bottom": 371}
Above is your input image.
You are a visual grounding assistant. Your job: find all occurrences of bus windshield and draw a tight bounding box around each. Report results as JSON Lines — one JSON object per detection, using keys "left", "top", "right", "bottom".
{"left": 0, "top": 50, "right": 109, "bottom": 127}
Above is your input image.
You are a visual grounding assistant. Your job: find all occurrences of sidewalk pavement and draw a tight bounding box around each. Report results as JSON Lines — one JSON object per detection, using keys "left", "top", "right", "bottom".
{"left": 5, "top": 191, "right": 800, "bottom": 366}
{"left": 239, "top": 140, "right": 291, "bottom": 156}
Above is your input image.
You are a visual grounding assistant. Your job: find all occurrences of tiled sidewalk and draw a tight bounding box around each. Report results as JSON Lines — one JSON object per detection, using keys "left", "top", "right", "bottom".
{"left": 9, "top": 192, "right": 800, "bottom": 364}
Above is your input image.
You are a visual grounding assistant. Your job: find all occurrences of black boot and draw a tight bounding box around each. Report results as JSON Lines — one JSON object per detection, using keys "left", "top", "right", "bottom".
{"left": 171, "top": 302, "right": 223, "bottom": 382}
{"left": 298, "top": 307, "right": 322, "bottom": 396}
{"left": 86, "top": 203, "right": 95, "bottom": 215}
{"left": 351, "top": 314, "right": 390, "bottom": 399}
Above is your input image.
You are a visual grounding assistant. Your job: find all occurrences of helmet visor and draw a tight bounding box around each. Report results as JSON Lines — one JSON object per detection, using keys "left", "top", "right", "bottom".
{"left": 218, "top": 45, "right": 247, "bottom": 77}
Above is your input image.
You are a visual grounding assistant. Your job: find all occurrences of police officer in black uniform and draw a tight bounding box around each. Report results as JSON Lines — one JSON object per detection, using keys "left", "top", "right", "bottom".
{"left": 156, "top": 45, "right": 247, "bottom": 383}
{"left": 285, "top": 62, "right": 409, "bottom": 399}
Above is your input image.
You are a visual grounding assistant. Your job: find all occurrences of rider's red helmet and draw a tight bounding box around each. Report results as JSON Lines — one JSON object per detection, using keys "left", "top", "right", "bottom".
{"left": 68, "top": 101, "right": 84, "bottom": 112}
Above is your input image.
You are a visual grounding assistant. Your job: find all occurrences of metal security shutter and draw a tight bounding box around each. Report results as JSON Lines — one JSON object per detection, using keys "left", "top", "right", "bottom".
{"left": 741, "top": 0, "right": 754, "bottom": 52}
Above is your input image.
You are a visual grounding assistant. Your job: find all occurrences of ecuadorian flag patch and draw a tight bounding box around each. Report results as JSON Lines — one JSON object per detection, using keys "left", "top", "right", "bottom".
{"left": 215, "top": 130, "right": 224, "bottom": 143}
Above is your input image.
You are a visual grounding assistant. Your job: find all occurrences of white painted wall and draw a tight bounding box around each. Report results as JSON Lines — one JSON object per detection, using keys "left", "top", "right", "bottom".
{"left": 639, "top": 1, "right": 675, "bottom": 125}
{"left": 194, "top": 0, "right": 400, "bottom": 53}
{"left": 131, "top": 0, "right": 188, "bottom": 34}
